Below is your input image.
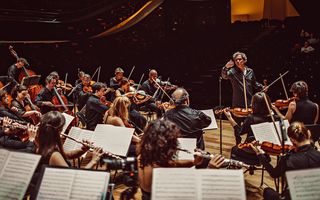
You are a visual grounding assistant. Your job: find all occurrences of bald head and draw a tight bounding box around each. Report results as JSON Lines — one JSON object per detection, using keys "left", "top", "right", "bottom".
{"left": 172, "top": 88, "right": 189, "bottom": 106}
{"left": 149, "top": 69, "right": 158, "bottom": 82}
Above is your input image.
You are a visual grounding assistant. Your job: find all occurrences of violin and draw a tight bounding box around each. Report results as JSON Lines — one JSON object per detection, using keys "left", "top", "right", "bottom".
{"left": 83, "top": 86, "right": 93, "bottom": 93}
{"left": 0, "top": 117, "right": 37, "bottom": 142}
{"left": 56, "top": 80, "right": 73, "bottom": 91}
{"left": 158, "top": 102, "right": 175, "bottom": 110}
{"left": 273, "top": 97, "right": 296, "bottom": 110}
{"left": 100, "top": 96, "right": 113, "bottom": 107}
{"left": 238, "top": 141, "right": 295, "bottom": 155}
{"left": 215, "top": 107, "right": 253, "bottom": 118}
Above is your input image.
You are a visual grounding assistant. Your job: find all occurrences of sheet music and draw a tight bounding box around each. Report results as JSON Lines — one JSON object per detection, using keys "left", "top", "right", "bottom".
{"left": 286, "top": 168, "right": 320, "bottom": 200}
{"left": 94, "top": 124, "right": 134, "bottom": 156}
{"left": 197, "top": 169, "right": 246, "bottom": 200}
{"left": 63, "top": 127, "right": 94, "bottom": 152}
{"left": 251, "top": 120, "right": 292, "bottom": 145}
{"left": 0, "top": 150, "right": 41, "bottom": 200}
{"left": 0, "top": 149, "right": 9, "bottom": 173}
{"left": 177, "top": 138, "right": 196, "bottom": 160}
{"left": 201, "top": 109, "right": 218, "bottom": 130}
{"left": 152, "top": 168, "right": 246, "bottom": 200}
{"left": 37, "top": 168, "right": 110, "bottom": 200}
{"left": 152, "top": 168, "right": 198, "bottom": 200}
{"left": 61, "top": 113, "right": 75, "bottom": 134}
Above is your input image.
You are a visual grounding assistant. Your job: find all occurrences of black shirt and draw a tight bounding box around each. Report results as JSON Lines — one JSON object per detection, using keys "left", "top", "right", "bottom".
{"left": 7, "top": 64, "right": 22, "bottom": 83}
{"left": 141, "top": 80, "right": 162, "bottom": 101}
{"left": 85, "top": 95, "right": 109, "bottom": 130}
{"left": 34, "top": 87, "right": 55, "bottom": 114}
{"left": 164, "top": 105, "right": 211, "bottom": 148}
{"left": 74, "top": 83, "right": 91, "bottom": 110}
{"left": 109, "top": 77, "right": 121, "bottom": 91}
{"left": 221, "top": 66, "right": 263, "bottom": 107}
{"left": 291, "top": 97, "right": 318, "bottom": 124}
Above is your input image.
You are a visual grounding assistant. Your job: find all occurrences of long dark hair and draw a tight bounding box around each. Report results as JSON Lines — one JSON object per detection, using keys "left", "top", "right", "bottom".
{"left": 36, "top": 111, "right": 66, "bottom": 160}
{"left": 11, "top": 84, "right": 27, "bottom": 99}
{"left": 251, "top": 92, "right": 271, "bottom": 116}
{"left": 138, "top": 120, "right": 181, "bottom": 168}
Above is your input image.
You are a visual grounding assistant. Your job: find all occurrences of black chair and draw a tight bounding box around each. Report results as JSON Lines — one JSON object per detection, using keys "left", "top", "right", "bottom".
{"left": 76, "top": 111, "right": 87, "bottom": 128}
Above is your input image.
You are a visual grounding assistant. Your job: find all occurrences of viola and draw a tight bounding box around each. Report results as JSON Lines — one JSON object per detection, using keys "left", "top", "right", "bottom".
{"left": 238, "top": 141, "right": 295, "bottom": 155}
{"left": 273, "top": 97, "right": 296, "bottom": 110}
{"left": 215, "top": 107, "right": 252, "bottom": 118}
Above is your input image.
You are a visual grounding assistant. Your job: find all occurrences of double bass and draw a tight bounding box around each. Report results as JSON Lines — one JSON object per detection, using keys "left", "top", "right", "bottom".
{"left": 8, "top": 46, "right": 43, "bottom": 102}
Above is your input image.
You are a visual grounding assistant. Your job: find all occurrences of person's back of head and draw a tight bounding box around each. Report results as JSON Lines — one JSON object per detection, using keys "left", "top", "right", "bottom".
{"left": 290, "top": 81, "right": 308, "bottom": 99}
{"left": 171, "top": 88, "right": 189, "bottom": 106}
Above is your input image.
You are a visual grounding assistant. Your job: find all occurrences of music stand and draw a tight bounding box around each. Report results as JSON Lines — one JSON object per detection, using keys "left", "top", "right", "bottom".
{"left": 21, "top": 75, "right": 41, "bottom": 87}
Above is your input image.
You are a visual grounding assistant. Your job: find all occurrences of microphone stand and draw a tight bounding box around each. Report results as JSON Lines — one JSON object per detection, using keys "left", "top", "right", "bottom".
{"left": 219, "top": 76, "right": 223, "bottom": 155}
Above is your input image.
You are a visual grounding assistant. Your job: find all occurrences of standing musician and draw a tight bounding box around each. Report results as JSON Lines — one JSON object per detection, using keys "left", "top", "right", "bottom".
{"left": 115, "top": 78, "right": 147, "bottom": 133}
{"left": 34, "top": 75, "right": 56, "bottom": 114}
{"left": 249, "top": 122, "right": 320, "bottom": 200}
{"left": 221, "top": 51, "right": 264, "bottom": 144}
{"left": 6, "top": 57, "right": 29, "bottom": 92}
{"left": 163, "top": 88, "right": 211, "bottom": 150}
{"left": 85, "top": 82, "right": 110, "bottom": 130}
{"left": 10, "top": 84, "right": 41, "bottom": 124}
{"left": 273, "top": 81, "right": 319, "bottom": 124}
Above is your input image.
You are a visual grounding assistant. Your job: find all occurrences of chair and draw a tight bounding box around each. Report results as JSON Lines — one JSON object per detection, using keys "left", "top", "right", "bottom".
{"left": 139, "top": 106, "right": 157, "bottom": 123}
{"left": 76, "top": 111, "right": 87, "bottom": 128}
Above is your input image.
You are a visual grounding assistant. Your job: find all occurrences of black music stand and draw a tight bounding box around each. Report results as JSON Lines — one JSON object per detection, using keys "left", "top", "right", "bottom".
{"left": 21, "top": 75, "right": 41, "bottom": 87}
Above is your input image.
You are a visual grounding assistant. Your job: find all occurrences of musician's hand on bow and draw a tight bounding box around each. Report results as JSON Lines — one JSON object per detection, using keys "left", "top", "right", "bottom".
{"left": 225, "top": 60, "right": 234, "bottom": 69}
{"left": 248, "top": 141, "right": 265, "bottom": 155}
{"left": 42, "top": 101, "right": 55, "bottom": 107}
{"left": 11, "top": 106, "right": 18, "bottom": 113}
{"left": 208, "top": 154, "right": 225, "bottom": 169}
{"left": 81, "top": 139, "right": 93, "bottom": 152}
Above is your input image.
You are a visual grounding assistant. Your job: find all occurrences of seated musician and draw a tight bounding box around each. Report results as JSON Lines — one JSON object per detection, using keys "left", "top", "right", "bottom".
{"left": 10, "top": 84, "right": 41, "bottom": 124}
{"left": 223, "top": 92, "right": 277, "bottom": 144}
{"left": 34, "top": 75, "right": 57, "bottom": 114}
{"left": 85, "top": 82, "right": 110, "bottom": 130}
{"left": 7, "top": 57, "right": 29, "bottom": 89}
{"left": 163, "top": 88, "right": 211, "bottom": 150}
{"left": 0, "top": 89, "right": 22, "bottom": 121}
{"left": 115, "top": 79, "right": 147, "bottom": 132}
{"left": 140, "top": 69, "right": 171, "bottom": 118}
{"left": 250, "top": 122, "right": 320, "bottom": 200}
{"left": 110, "top": 67, "right": 124, "bottom": 91}
{"left": 273, "top": 81, "right": 319, "bottom": 124}
{"left": 74, "top": 74, "right": 93, "bottom": 110}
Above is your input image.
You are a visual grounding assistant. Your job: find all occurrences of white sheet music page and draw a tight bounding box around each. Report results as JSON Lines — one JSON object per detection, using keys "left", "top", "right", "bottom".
{"left": 70, "top": 170, "right": 110, "bottom": 200}
{"left": 0, "top": 150, "right": 41, "bottom": 200}
{"left": 94, "top": 124, "right": 134, "bottom": 156}
{"left": 37, "top": 168, "right": 75, "bottom": 200}
{"left": 197, "top": 169, "right": 246, "bottom": 200}
{"left": 201, "top": 109, "right": 218, "bottom": 130}
{"left": 177, "top": 138, "right": 196, "bottom": 161}
{"left": 63, "top": 127, "right": 94, "bottom": 152}
{"left": 251, "top": 122, "right": 280, "bottom": 145}
{"left": 152, "top": 168, "right": 198, "bottom": 200}
{"left": 61, "top": 112, "right": 75, "bottom": 134}
{"left": 286, "top": 168, "right": 320, "bottom": 200}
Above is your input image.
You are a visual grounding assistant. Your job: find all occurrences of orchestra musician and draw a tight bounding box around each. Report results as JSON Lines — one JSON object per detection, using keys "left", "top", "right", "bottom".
{"left": 6, "top": 57, "right": 29, "bottom": 92}
{"left": 10, "top": 84, "right": 41, "bottom": 124}
{"left": 34, "top": 75, "right": 57, "bottom": 114}
{"left": 163, "top": 88, "right": 211, "bottom": 150}
{"left": 74, "top": 73, "right": 93, "bottom": 110}
{"left": 221, "top": 51, "right": 264, "bottom": 144}
{"left": 115, "top": 78, "right": 147, "bottom": 133}
{"left": 85, "top": 82, "right": 110, "bottom": 130}
{"left": 0, "top": 89, "right": 21, "bottom": 120}
{"left": 249, "top": 122, "right": 320, "bottom": 200}
{"left": 272, "top": 81, "right": 319, "bottom": 124}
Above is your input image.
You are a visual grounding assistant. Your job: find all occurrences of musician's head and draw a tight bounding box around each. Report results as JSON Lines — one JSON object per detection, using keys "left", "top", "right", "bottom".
{"left": 115, "top": 67, "right": 124, "bottom": 80}
{"left": 251, "top": 92, "right": 271, "bottom": 115}
{"left": 16, "top": 57, "right": 29, "bottom": 68}
{"left": 119, "top": 78, "right": 130, "bottom": 91}
{"left": 171, "top": 88, "right": 189, "bottom": 106}
{"left": 138, "top": 119, "right": 181, "bottom": 168}
{"left": 149, "top": 69, "right": 158, "bottom": 82}
{"left": 232, "top": 51, "right": 247, "bottom": 68}
{"left": 45, "top": 75, "right": 57, "bottom": 90}
{"left": 0, "top": 90, "right": 9, "bottom": 107}
{"left": 82, "top": 74, "right": 91, "bottom": 86}
{"left": 49, "top": 71, "right": 60, "bottom": 81}
{"left": 287, "top": 122, "right": 311, "bottom": 147}
{"left": 78, "top": 70, "right": 85, "bottom": 80}
{"left": 290, "top": 81, "right": 308, "bottom": 99}
{"left": 36, "top": 111, "right": 66, "bottom": 158}
{"left": 92, "top": 82, "right": 107, "bottom": 97}
{"left": 11, "top": 84, "right": 28, "bottom": 100}
{"left": 108, "top": 96, "right": 131, "bottom": 122}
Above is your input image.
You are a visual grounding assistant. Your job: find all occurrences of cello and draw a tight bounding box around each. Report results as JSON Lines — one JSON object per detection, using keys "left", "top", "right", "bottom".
{"left": 8, "top": 46, "right": 43, "bottom": 102}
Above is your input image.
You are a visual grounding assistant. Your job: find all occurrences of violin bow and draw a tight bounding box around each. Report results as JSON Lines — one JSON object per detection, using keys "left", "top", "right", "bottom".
{"left": 91, "top": 66, "right": 100, "bottom": 82}
{"left": 279, "top": 73, "right": 289, "bottom": 100}
{"left": 242, "top": 75, "right": 248, "bottom": 110}
{"left": 159, "top": 77, "right": 170, "bottom": 103}
{"left": 261, "top": 70, "right": 289, "bottom": 92}
{"left": 262, "top": 92, "right": 283, "bottom": 150}
{"left": 127, "top": 66, "right": 135, "bottom": 81}
{"left": 152, "top": 78, "right": 173, "bottom": 102}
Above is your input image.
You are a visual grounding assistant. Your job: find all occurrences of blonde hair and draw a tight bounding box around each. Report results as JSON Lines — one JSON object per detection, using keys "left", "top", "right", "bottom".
{"left": 109, "top": 96, "right": 131, "bottom": 122}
